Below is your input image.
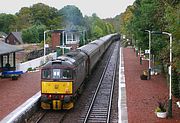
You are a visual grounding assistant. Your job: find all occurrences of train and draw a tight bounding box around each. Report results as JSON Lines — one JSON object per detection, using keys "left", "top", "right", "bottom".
{"left": 40, "top": 33, "right": 120, "bottom": 110}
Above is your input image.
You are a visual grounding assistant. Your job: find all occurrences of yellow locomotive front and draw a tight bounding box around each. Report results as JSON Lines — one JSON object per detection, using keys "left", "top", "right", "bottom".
{"left": 41, "top": 61, "right": 74, "bottom": 110}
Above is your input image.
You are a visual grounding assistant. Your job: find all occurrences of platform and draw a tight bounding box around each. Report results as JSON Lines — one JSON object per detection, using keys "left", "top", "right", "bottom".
{"left": 0, "top": 71, "right": 41, "bottom": 120}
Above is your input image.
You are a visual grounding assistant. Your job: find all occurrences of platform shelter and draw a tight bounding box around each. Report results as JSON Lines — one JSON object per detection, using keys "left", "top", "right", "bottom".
{"left": 0, "top": 41, "right": 23, "bottom": 72}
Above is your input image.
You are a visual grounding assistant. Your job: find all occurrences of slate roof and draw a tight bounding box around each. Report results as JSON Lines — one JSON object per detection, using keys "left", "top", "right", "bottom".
{"left": 11, "top": 32, "right": 23, "bottom": 44}
{"left": 0, "top": 41, "right": 24, "bottom": 55}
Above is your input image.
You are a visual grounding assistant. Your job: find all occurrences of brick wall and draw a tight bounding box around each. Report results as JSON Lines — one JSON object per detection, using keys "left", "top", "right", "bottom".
{"left": 51, "top": 32, "right": 60, "bottom": 50}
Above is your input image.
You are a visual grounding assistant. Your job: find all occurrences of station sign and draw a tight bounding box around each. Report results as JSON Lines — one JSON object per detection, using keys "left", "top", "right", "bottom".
{"left": 145, "top": 50, "right": 150, "bottom": 54}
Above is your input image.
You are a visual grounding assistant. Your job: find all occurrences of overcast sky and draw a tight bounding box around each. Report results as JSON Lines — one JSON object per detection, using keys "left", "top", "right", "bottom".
{"left": 0, "top": 0, "right": 135, "bottom": 19}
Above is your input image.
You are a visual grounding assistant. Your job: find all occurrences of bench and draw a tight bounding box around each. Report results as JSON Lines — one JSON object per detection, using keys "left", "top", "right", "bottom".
{"left": 1, "top": 70, "right": 23, "bottom": 80}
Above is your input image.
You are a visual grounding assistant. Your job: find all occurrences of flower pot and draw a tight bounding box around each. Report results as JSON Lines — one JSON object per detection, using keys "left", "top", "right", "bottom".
{"left": 156, "top": 112, "right": 167, "bottom": 118}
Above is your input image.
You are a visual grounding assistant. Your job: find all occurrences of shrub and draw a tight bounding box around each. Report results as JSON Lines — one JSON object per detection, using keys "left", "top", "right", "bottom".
{"left": 27, "top": 67, "right": 33, "bottom": 71}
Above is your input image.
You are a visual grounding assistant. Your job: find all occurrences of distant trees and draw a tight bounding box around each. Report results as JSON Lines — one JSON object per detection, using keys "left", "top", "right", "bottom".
{"left": 0, "top": 3, "right": 115, "bottom": 44}
{"left": 22, "top": 24, "right": 46, "bottom": 43}
{"left": 10, "top": 3, "right": 62, "bottom": 43}
{"left": 15, "top": 7, "right": 32, "bottom": 30}
{"left": 84, "top": 14, "right": 115, "bottom": 40}
{"left": 120, "top": 0, "right": 180, "bottom": 97}
{"left": 0, "top": 13, "right": 17, "bottom": 33}
{"left": 58, "top": 5, "right": 114, "bottom": 40}
{"left": 16, "top": 3, "right": 61, "bottom": 30}
{"left": 105, "top": 15, "right": 121, "bottom": 32}
{"left": 120, "top": 0, "right": 179, "bottom": 64}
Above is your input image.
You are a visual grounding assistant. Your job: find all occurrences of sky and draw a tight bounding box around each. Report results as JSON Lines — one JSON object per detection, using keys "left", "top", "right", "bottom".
{"left": 0, "top": 0, "right": 135, "bottom": 19}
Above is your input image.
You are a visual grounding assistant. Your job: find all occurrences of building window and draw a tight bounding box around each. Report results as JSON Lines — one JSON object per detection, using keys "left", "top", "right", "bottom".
{"left": 66, "top": 32, "right": 79, "bottom": 44}
{"left": 67, "top": 33, "right": 72, "bottom": 41}
{"left": 3, "top": 55, "right": 7, "bottom": 67}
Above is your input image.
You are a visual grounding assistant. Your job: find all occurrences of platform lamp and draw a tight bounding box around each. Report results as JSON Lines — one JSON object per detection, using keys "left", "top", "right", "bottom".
{"left": 144, "top": 30, "right": 151, "bottom": 80}
{"left": 155, "top": 31, "right": 173, "bottom": 117}
{"left": 164, "top": 32, "right": 173, "bottom": 118}
{"left": 44, "top": 30, "right": 50, "bottom": 63}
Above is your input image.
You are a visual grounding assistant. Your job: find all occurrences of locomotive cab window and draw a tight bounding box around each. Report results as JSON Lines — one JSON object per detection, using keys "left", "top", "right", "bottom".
{"left": 62, "top": 69, "right": 72, "bottom": 79}
{"left": 52, "top": 69, "right": 72, "bottom": 80}
{"left": 52, "top": 69, "right": 61, "bottom": 79}
{"left": 42, "top": 69, "right": 51, "bottom": 79}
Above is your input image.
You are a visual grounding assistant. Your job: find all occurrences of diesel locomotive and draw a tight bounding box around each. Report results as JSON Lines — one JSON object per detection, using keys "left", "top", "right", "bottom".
{"left": 40, "top": 33, "right": 120, "bottom": 110}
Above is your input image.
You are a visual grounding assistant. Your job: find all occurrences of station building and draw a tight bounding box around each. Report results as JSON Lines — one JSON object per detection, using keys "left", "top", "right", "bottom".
{"left": 50, "top": 29, "right": 84, "bottom": 55}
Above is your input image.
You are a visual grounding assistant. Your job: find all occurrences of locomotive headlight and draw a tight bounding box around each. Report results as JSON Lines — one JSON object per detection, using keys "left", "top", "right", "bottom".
{"left": 48, "top": 95, "right": 52, "bottom": 99}
{"left": 60, "top": 95, "right": 64, "bottom": 99}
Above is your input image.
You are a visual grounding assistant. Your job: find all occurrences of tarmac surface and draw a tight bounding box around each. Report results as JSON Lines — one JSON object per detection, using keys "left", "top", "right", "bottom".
{"left": 0, "top": 47, "right": 179, "bottom": 122}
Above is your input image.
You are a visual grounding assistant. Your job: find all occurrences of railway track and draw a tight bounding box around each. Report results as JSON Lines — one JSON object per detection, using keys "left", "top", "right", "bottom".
{"left": 27, "top": 110, "right": 67, "bottom": 123}
{"left": 27, "top": 41, "right": 119, "bottom": 123}
{"left": 81, "top": 41, "right": 119, "bottom": 123}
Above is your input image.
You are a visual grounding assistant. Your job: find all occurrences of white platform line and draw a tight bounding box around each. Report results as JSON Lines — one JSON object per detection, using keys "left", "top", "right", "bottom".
{"left": 118, "top": 47, "right": 128, "bottom": 123}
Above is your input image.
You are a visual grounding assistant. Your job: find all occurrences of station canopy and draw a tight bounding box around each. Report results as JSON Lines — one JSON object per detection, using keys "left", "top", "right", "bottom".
{"left": 0, "top": 41, "right": 24, "bottom": 55}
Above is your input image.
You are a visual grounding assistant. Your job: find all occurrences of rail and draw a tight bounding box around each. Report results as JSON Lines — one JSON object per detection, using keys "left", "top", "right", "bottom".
{"left": 83, "top": 41, "right": 119, "bottom": 123}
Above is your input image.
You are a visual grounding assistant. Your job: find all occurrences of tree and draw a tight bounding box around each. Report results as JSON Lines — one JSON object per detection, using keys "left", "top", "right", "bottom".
{"left": 22, "top": 24, "right": 46, "bottom": 43}
{"left": 15, "top": 3, "right": 62, "bottom": 30}
{"left": 0, "top": 13, "right": 17, "bottom": 33}
{"left": 15, "top": 7, "right": 32, "bottom": 30}
{"left": 105, "top": 15, "right": 120, "bottom": 32}
{"left": 84, "top": 14, "right": 115, "bottom": 40}
{"left": 92, "top": 25, "right": 104, "bottom": 38}
{"left": 119, "top": 0, "right": 180, "bottom": 97}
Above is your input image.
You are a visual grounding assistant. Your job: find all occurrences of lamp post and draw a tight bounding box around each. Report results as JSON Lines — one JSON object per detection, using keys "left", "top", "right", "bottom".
{"left": 151, "top": 31, "right": 173, "bottom": 117}
{"left": 140, "top": 47, "right": 142, "bottom": 65}
{"left": 162, "top": 32, "right": 173, "bottom": 118}
{"left": 145, "top": 30, "right": 151, "bottom": 80}
{"left": 44, "top": 30, "right": 50, "bottom": 63}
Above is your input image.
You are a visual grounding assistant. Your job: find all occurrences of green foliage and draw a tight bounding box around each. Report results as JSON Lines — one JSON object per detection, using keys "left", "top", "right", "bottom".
{"left": 164, "top": 3, "right": 180, "bottom": 69}
{"left": 93, "top": 25, "right": 104, "bottom": 38}
{"left": 22, "top": 24, "right": 46, "bottom": 43}
{"left": 120, "top": 0, "right": 180, "bottom": 97}
{"left": 15, "top": 3, "right": 61, "bottom": 30}
{"left": 172, "top": 69, "right": 180, "bottom": 98}
{"left": 1, "top": 3, "right": 115, "bottom": 45}
{"left": 105, "top": 15, "right": 120, "bottom": 32}
{"left": 84, "top": 14, "right": 115, "bottom": 40}
{"left": 27, "top": 67, "right": 33, "bottom": 71}
{"left": 155, "top": 100, "right": 167, "bottom": 112}
{"left": 0, "top": 13, "right": 17, "bottom": 33}
{"left": 30, "top": 3, "right": 61, "bottom": 28}
{"left": 15, "top": 7, "right": 32, "bottom": 30}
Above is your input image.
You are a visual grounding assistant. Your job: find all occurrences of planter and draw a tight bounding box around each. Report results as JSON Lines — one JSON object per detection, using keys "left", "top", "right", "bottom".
{"left": 156, "top": 112, "right": 167, "bottom": 118}
{"left": 140, "top": 74, "right": 148, "bottom": 80}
